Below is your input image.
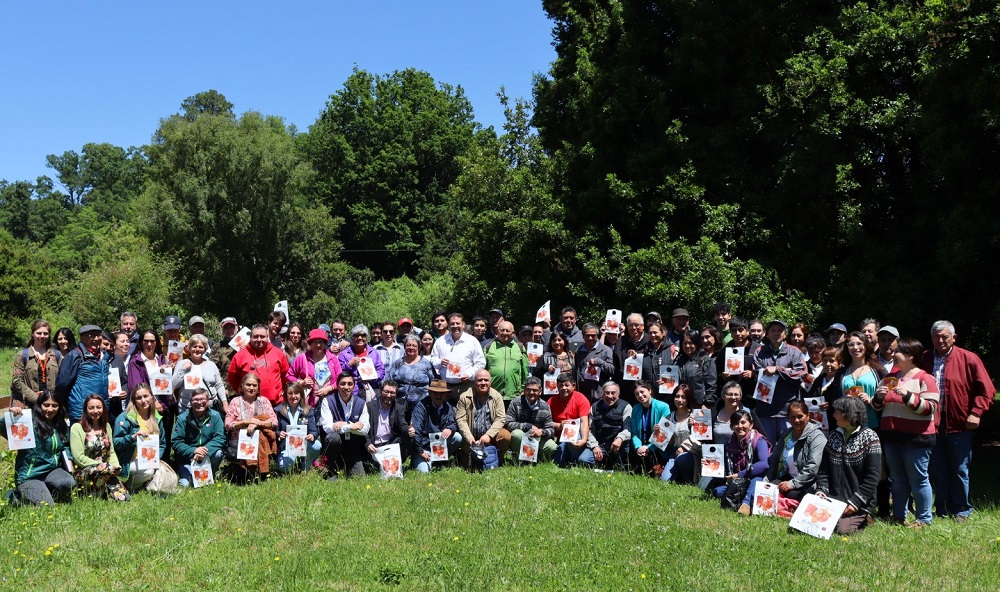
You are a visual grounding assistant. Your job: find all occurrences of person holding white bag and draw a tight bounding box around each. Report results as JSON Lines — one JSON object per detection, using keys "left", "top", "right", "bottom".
{"left": 113, "top": 383, "right": 176, "bottom": 494}
{"left": 172, "top": 334, "right": 226, "bottom": 415}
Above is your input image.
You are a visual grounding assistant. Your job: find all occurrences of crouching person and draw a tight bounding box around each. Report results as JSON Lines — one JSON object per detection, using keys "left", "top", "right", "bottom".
{"left": 274, "top": 382, "right": 322, "bottom": 474}
{"left": 411, "top": 380, "right": 462, "bottom": 473}
{"left": 319, "top": 371, "right": 369, "bottom": 479}
{"left": 172, "top": 389, "right": 225, "bottom": 487}
{"left": 365, "top": 380, "right": 410, "bottom": 473}
{"left": 506, "top": 377, "right": 557, "bottom": 463}
{"left": 580, "top": 381, "right": 631, "bottom": 469}
{"left": 455, "top": 370, "right": 511, "bottom": 471}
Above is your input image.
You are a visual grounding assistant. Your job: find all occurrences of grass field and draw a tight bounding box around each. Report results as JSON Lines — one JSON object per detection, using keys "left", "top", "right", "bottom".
{"left": 0, "top": 347, "right": 15, "bottom": 399}
{"left": 1, "top": 457, "right": 999, "bottom": 591}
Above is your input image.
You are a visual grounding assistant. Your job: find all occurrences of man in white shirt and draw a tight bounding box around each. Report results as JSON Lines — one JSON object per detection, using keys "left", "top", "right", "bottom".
{"left": 431, "top": 313, "right": 486, "bottom": 404}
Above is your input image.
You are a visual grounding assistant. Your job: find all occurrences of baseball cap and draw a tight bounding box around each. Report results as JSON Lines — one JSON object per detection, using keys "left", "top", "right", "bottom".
{"left": 878, "top": 325, "right": 900, "bottom": 338}
{"left": 828, "top": 323, "right": 847, "bottom": 333}
{"left": 671, "top": 308, "right": 690, "bottom": 318}
{"left": 163, "top": 315, "right": 182, "bottom": 330}
{"left": 398, "top": 317, "right": 414, "bottom": 327}
{"left": 220, "top": 317, "right": 238, "bottom": 327}
{"left": 188, "top": 315, "right": 205, "bottom": 326}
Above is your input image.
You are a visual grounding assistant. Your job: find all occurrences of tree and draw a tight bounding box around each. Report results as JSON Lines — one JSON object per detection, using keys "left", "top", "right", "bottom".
{"left": 181, "top": 89, "right": 235, "bottom": 120}
{"left": 0, "top": 229, "right": 60, "bottom": 345}
{"left": 300, "top": 67, "right": 482, "bottom": 277}
{"left": 134, "top": 93, "right": 350, "bottom": 322}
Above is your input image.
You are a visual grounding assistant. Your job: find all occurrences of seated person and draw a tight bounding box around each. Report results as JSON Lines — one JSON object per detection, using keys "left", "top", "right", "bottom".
{"left": 365, "top": 380, "right": 410, "bottom": 472}
{"left": 1, "top": 393, "right": 75, "bottom": 506}
{"left": 629, "top": 381, "right": 671, "bottom": 476}
{"left": 505, "top": 377, "right": 557, "bottom": 463}
{"left": 548, "top": 373, "right": 591, "bottom": 468}
{"left": 172, "top": 388, "right": 226, "bottom": 487}
{"left": 224, "top": 373, "right": 279, "bottom": 481}
{"left": 319, "top": 371, "right": 370, "bottom": 479}
{"left": 581, "top": 381, "right": 631, "bottom": 469}
{"left": 455, "top": 370, "right": 511, "bottom": 470}
{"left": 711, "top": 409, "right": 770, "bottom": 508}
{"left": 410, "top": 379, "right": 463, "bottom": 473}
{"left": 274, "top": 382, "right": 322, "bottom": 474}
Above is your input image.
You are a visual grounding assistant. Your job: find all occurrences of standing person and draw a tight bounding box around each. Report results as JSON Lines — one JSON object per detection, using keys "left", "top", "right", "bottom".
{"left": 827, "top": 323, "right": 848, "bottom": 348}
{"left": 533, "top": 332, "right": 575, "bottom": 385}
{"left": 470, "top": 316, "right": 491, "bottom": 348}
{"left": 119, "top": 311, "right": 139, "bottom": 356}
{"left": 395, "top": 317, "right": 418, "bottom": 344}
{"left": 172, "top": 334, "right": 226, "bottom": 414}
{"left": 369, "top": 323, "right": 384, "bottom": 347}
{"left": 815, "top": 397, "right": 882, "bottom": 535}
{"left": 286, "top": 328, "right": 343, "bottom": 408}
{"left": 839, "top": 331, "right": 885, "bottom": 431}
{"left": 676, "top": 330, "right": 718, "bottom": 408}
{"left": 161, "top": 315, "right": 185, "bottom": 350}
{"left": 874, "top": 338, "right": 939, "bottom": 527}
{"left": 227, "top": 324, "right": 289, "bottom": 408}
{"left": 747, "top": 319, "right": 765, "bottom": 345}
{"left": 210, "top": 317, "right": 240, "bottom": 399}
{"left": 373, "top": 322, "right": 404, "bottom": 369}
{"left": 337, "top": 324, "right": 386, "bottom": 399}
{"left": 556, "top": 307, "right": 584, "bottom": 352}
{"left": 454, "top": 370, "right": 510, "bottom": 470}
{"left": 1, "top": 393, "right": 75, "bottom": 506}
{"left": 638, "top": 321, "right": 671, "bottom": 386}
{"left": 172, "top": 389, "right": 226, "bottom": 487}
{"left": 484, "top": 321, "right": 529, "bottom": 403}
{"left": 55, "top": 324, "right": 110, "bottom": 420}
{"left": 860, "top": 318, "right": 880, "bottom": 353}
{"left": 920, "top": 320, "right": 994, "bottom": 522}
{"left": 630, "top": 381, "right": 671, "bottom": 476}
{"left": 666, "top": 308, "right": 691, "bottom": 351}
{"left": 660, "top": 385, "right": 697, "bottom": 483}
{"left": 54, "top": 328, "right": 76, "bottom": 358}
{"left": 788, "top": 323, "right": 809, "bottom": 353}
{"left": 386, "top": 334, "right": 437, "bottom": 421}
{"left": 581, "top": 381, "right": 631, "bottom": 470}
{"left": 431, "top": 313, "right": 486, "bottom": 404}
{"left": 225, "top": 373, "right": 279, "bottom": 481}
{"left": 267, "top": 310, "right": 287, "bottom": 352}
{"left": 613, "top": 313, "right": 648, "bottom": 389}
{"left": 328, "top": 319, "right": 351, "bottom": 354}
{"left": 548, "top": 373, "right": 592, "bottom": 468}
{"left": 574, "top": 323, "right": 614, "bottom": 402}
{"left": 319, "top": 372, "right": 370, "bottom": 479}
{"left": 70, "top": 395, "right": 129, "bottom": 501}
{"left": 713, "top": 303, "right": 733, "bottom": 346}
{"left": 876, "top": 326, "right": 899, "bottom": 374}
{"left": 429, "top": 312, "right": 449, "bottom": 339}
{"left": 751, "top": 320, "right": 806, "bottom": 444}
{"left": 718, "top": 317, "right": 759, "bottom": 408}
{"left": 12, "top": 320, "right": 62, "bottom": 406}
{"left": 410, "top": 380, "right": 462, "bottom": 473}
{"left": 127, "top": 329, "right": 167, "bottom": 394}
{"left": 108, "top": 331, "right": 131, "bottom": 418}
{"left": 112, "top": 383, "right": 173, "bottom": 493}
{"left": 283, "top": 322, "right": 306, "bottom": 364}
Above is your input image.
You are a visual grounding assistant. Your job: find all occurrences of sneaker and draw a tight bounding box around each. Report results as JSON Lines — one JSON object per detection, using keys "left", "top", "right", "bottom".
{"left": 737, "top": 503, "right": 751, "bottom": 516}
{"left": 906, "top": 521, "right": 930, "bottom": 529}
{"left": 954, "top": 515, "right": 969, "bottom": 524}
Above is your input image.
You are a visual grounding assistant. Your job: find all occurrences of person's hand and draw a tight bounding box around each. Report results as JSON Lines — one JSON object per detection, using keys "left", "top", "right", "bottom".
{"left": 135, "top": 430, "right": 150, "bottom": 440}
{"left": 111, "top": 465, "right": 121, "bottom": 475}
{"left": 246, "top": 423, "right": 257, "bottom": 436}
{"left": 193, "top": 447, "right": 207, "bottom": 461}
{"left": 819, "top": 401, "right": 829, "bottom": 410}
{"left": 183, "top": 361, "right": 192, "bottom": 371}
{"left": 815, "top": 491, "right": 828, "bottom": 500}
{"left": 367, "top": 444, "right": 377, "bottom": 454}
{"left": 726, "top": 473, "right": 738, "bottom": 481}
{"left": 440, "top": 358, "right": 450, "bottom": 369}
{"left": 593, "top": 446, "right": 605, "bottom": 462}
{"left": 547, "top": 364, "right": 556, "bottom": 373}
{"left": 859, "top": 393, "right": 872, "bottom": 405}
{"left": 573, "top": 438, "right": 586, "bottom": 449}
{"left": 893, "top": 386, "right": 908, "bottom": 398}
{"left": 303, "top": 377, "right": 315, "bottom": 389}
{"left": 421, "top": 451, "right": 431, "bottom": 462}
{"left": 637, "top": 445, "right": 648, "bottom": 457}
{"left": 306, "top": 434, "right": 315, "bottom": 442}
{"left": 610, "top": 437, "right": 622, "bottom": 453}
{"left": 765, "top": 366, "right": 777, "bottom": 375}
{"left": 9, "top": 402, "right": 24, "bottom": 416}
{"left": 329, "top": 344, "right": 341, "bottom": 355}
{"left": 875, "top": 384, "right": 888, "bottom": 397}
{"left": 333, "top": 421, "right": 347, "bottom": 432}
{"left": 778, "top": 481, "right": 793, "bottom": 493}
{"left": 675, "top": 447, "right": 684, "bottom": 457}
{"left": 279, "top": 431, "right": 288, "bottom": 440}
{"left": 588, "top": 358, "right": 596, "bottom": 367}
{"left": 408, "top": 424, "right": 416, "bottom": 438}
{"left": 529, "top": 425, "right": 543, "bottom": 438}
{"left": 627, "top": 349, "right": 636, "bottom": 358}
{"left": 966, "top": 415, "right": 981, "bottom": 430}
{"left": 843, "top": 504, "right": 857, "bottom": 517}
{"left": 479, "top": 434, "right": 492, "bottom": 446}
{"left": 741, "top": 370, "right": 752, "bottom": 380}
{"left": 349, "top": 357, "right": 361, "bottom": 367}
{"left": 551, "top": 421, "right": 563, "bottom": 433}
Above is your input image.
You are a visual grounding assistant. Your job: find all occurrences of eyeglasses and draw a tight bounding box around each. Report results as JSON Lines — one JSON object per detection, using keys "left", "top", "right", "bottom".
{"left": 384, "top": 329, "right": 395, "bottom": 334}
{"left": 354, "top": 334, "right": 368, "bottom": 338}
{"left": 142, "top": 339, "right": 157, "bottom": 344}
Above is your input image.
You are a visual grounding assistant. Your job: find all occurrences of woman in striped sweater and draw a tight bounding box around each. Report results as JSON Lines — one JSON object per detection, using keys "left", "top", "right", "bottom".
{"left": 873, "top": 337, "right": 939, "bottom": 528}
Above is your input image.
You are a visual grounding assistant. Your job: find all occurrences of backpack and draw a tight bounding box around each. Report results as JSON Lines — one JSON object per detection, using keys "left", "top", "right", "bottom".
{"left": 22, "top": 348, "right": 63, "bottom": 365}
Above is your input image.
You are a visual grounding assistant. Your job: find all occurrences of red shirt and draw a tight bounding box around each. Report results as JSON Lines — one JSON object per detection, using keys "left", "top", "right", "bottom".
{"left": 547, "top": 390, "right": 590, "bottom": 422}
{"left": 227, "top": 343, "right": 290, "bottom": 407}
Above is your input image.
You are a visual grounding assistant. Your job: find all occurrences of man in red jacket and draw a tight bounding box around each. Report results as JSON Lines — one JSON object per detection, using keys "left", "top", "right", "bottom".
{"left": 921, "top": 320, "right": 995, "bottom": 522}
{"left": 228, "top": 324, "right": 289, "bottom": 407}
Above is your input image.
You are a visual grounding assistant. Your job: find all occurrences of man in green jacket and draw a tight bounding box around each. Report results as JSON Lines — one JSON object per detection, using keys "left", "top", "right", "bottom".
{"left": 484, "top": 321, "right": 529, "bottom": 403}
{"left": 171, "top": 389, "right": 226, "bottom": 487}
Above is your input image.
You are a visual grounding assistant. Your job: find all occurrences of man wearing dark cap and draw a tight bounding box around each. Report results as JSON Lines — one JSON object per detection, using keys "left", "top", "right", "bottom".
{"left": 162, "top": 314, "right": 184, "bottom": 349}
{"left": 666, "top": 308, "right": 690, "bottom": 349}
{"left": 485, "top": 308, "right": 505, "bottom": 341}
{"left": 752, "top": 319, "right": 806, "bottom": 443}
{"left": 55, "top": 324, "right": 110, "bottom": 420}
{"left": 211, "top": 317, "right": 240, "bottom": 398}
{"left": 828, "top": 323, "right": 847, "bottom": 347}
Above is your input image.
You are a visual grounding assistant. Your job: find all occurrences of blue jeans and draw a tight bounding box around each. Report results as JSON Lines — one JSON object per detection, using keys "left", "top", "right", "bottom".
{"left": 929, "top": 430, "right": 974, "bottom": 517}
{"left": 883, "top": 442, "right": 933, "bottom": 523}
{"left": 412, "top": 432, "right": 463, "bottom": 473}
{"left": 554, "top": 442, "right": 588, "bottom": 467}
{"left": 178, "top": 450, "right": 224, "bottom": 487}
{"left": 276, "top": 439, "right": 323, "bottom": 474}
{"left": 661, "top": 451, "right": 695, "bottom": 484}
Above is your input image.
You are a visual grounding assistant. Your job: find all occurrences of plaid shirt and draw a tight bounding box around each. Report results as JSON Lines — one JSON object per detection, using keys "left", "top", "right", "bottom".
{"left": 504, "top": 395, "right": 554, "bottom": 438}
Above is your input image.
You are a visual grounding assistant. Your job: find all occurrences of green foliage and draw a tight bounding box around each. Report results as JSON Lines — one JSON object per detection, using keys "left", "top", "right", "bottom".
{"left": 301, "top": 67, "right": 483, "bottom": 277}
{"left": 0, "top": 230, "right": 60, "bottom": 346}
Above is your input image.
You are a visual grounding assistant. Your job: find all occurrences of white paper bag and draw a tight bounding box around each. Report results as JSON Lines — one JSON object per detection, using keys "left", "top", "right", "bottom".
{"left": 285, "top": 424, "right": 307, "bottom": 458}
{"left": 543, "top": 371, "right": 559, "bottom": 395}
{"left": 690, "top": 408, "right": 713, "bottom": 441}
{"left": 441, "top": 360, "right": 462, "bottom": 381}
{"left": 357, "top": 356, "right": 378, "bottom": 381}
{"left": 535, "top": 300, "right": 551, "bottom": 324}
{"left": 658, "top": 365, "right": 679, "bottom": 394}
{"left": 526, "top": 342, "right": 543, "bottom": 368}
{"left": 428, "top": 432, "right": 449, "bottom": 462}
{"left": 724, "top": 347, "right": 745, "bottom": 375}
{"left": 166, "top": 340, "right": 185, "bottom": 366}
{"left": 650, "top": 415, "right": 675, "bottom": 451}
{"left": 229, "top": 326, "right": 251, "bottom": 351}
{"left": 583, "top": 360, "right": 600, "bottom": 381}
{"left": 604, "top": 309, "right": 622, "bottom": 334}
{"left": 150, "top": 369, "right": 173, "bottom": 398}
{"left": 237, "top": 429, "right": 260, "bottom": 460}
{"left": 519, "top": 436, "right": 540, "bottom": 463}
{"left": 559, "top": 418, "right": 581, "bottom": 443}
{"left": 374, "top": 443, "right": 403, "bottom": 479}
{"left": 623, "top": 354, "right": 643, "bottom": 381}
{"left": 4, "top": 410, "right": 35, "bottom": 450}
{"left": 805, "top": 396, "right": 829, "bottom": 430}
{"left": 183, "top": 364, "right": 204, "bottom": 390}
{"left": 108, "top": 367, "right": 125, "bottom": 400}
{"left": 190, "top": 458, "right": 215, "bottom": 488}
{"left": 136, "top": 434, "right": 160, "bottom": 470}
{"left": 701, "top": 444, "right": 725, "bottom": 478}
{"left": 789, "top": 493, "right": 848, "bottom": 539}
{"left": 753, "top": 369, "right": 779, "bottom": 404}
{"left": 752, "top": 480, "right": 779, "bottom": 516}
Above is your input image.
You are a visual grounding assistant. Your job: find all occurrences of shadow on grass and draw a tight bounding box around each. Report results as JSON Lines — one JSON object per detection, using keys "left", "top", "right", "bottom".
{"left": 972, "top": 444, "right": 1000, "bottom": 510}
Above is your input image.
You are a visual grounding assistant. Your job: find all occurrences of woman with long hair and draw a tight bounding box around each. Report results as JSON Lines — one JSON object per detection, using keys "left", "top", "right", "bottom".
{"left": 1, "top": 392, "right": 75, "bottom": 505}
{"left": 12, "top": 319, "right": 62, "bottom": 406}
{"left": 54, "top": 327, "right": 76, "bottom": 358}
{"left": 112, "top": 383, "right": 174, "bottom": 493}
{"left": 70, "top": 394, "right": 129, "bottom": 501}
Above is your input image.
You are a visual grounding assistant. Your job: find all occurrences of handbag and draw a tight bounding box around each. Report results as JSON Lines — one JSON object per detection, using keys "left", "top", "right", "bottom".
{"left": 721, "top": 477, "right": 750, "bottom": 510}
{"left": 146, "top": 463, "right": 179, "bottom": 496}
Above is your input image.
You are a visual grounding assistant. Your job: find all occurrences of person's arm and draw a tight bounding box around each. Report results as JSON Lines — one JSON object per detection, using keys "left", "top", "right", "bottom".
{"left": 631, "top": 406, "right": 643, "bottom": 450}
{"left": 443, "top": 406, "right": 458, "bottom": 434}
{"left": 576, "top": 412, "right": 590, "bottom": 447}
{"left": 264, "top": 401, "right": 279, "bottom": 429}
{"left": 111, "top": 415, "right": 135, "bottom": 450}
{"left": 617, "top": 405, "right": 632, "bottom": 444}
{"left": 171, "top": 413, "right": 196, "bottom": 461}
{"left": 55, "top": 350, "right": 80, "bottom": 401}
{"left": 226, "top": 354, "right": 242, "bottom": 394}
{"left": 702, "top": 358, "right": 718, "bottom": 408}
{"left": 742, "top": 435, "right": 771, "bottom": 478}
{"left": 485, "top": 395, "right": 506, "bottom": 438}
{"left": 171, "top": 362, "right": 187, "bottom": 390}
{"left": 789, "top": 430, "right": 827, "bottom": 490}
{"left": 70, "top": 424, "right": 100, "bottom": 468}
{"left": 354, "top": 401, "right": 370, "bottom": 434}
{"left": 454, "top": 397, "right": 475, "bottom": 444}
{"left": 11, "top": 352, "right": 35, "bottom": 402}
{"left": 320, "top": 401, "right": 335, "bottom": 438}
{"left": 471, "top": 341, "right": 486, "bottom": 374}
{"left": 849, "top": 433, "right": 882, "bottom": 513}
{"left": 504, "top": 399, "right": 521, "bottom": 433}
{"left": 597, "top": 347, "right": 614, "bottom": 375}
{"left": 776, "top": 350, "right": 807, "bottom": 382}
{"left": 969, "top": 355, "right": 996, "bottom": 421}
{"left": 285, "top": 355, "right": 301, "bottom": 383}
{"left": 586, "top": 403, "right": 599, "bottom": 449}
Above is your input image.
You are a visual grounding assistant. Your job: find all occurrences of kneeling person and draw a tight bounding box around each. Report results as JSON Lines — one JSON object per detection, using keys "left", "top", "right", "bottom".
{"left": 411, "top": 380, "right": 462, "bottom": 472}
{"left": 505, "top": 377, "right": 557, "bottom": 463}
{"left": 365, "top": 380, "right": 410, "bottom": 473}
{"left": 172, "top": 389, "right": 226, "bottom": 487}
{"left": 455, "top": 370, "right": 511, "bottom": 470}
{"left": 548, "top": 373, "right": 591, "bottom": 467}
{"left": 320, "top": 371, "right": 370, "bottom": 478}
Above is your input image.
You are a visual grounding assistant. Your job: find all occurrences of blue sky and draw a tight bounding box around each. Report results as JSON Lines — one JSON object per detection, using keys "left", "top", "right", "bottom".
{"left": 0, "top": 1, "right": 556, "bottom": 185}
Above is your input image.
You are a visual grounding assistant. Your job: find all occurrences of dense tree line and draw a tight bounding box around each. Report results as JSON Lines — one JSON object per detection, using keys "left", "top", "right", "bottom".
{"left": 2, "top": 2, "right": 999, "bottom": 368}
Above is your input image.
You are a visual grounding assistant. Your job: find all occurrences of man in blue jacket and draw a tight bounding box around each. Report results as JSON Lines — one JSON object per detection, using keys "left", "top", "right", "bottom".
{"left": 55, "top": 324, "right": 109, "bottom": 420}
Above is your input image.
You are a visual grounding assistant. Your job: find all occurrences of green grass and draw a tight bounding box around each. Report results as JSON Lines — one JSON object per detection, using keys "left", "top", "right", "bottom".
{"left": 0, "top": 346, "right": 15, "bottom": 398}
{"left": 1, "top": 460, "right": 999, "bottom": 591}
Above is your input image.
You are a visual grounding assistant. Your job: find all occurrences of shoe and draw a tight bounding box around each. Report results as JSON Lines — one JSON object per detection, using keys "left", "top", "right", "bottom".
{"left": 954, "top": 515, "right": 968, "bottom": 524}
{"left": 737, "top": 503, "right": 751, "bottom": 516}
{"left": 906, "top": 521, "right": 930, "bottom": 529}
{"left": 890, "top": 518, "right": 906, "bottom": 526}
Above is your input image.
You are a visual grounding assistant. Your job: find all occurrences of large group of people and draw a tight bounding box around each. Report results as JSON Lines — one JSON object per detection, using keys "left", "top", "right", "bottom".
{"left": 3, "top": 304, "right": 994, "bottom": 535}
